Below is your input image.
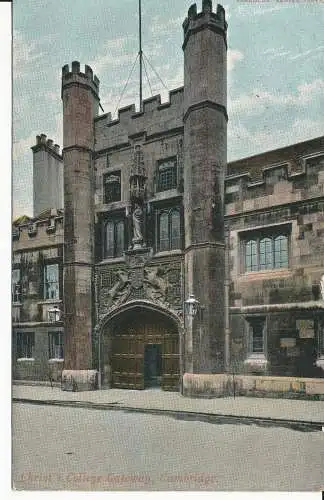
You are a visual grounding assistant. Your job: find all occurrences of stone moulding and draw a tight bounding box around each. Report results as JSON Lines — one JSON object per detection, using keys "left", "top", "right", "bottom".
{"left": 94, "top": 298, "right": 184, "bottom": 339}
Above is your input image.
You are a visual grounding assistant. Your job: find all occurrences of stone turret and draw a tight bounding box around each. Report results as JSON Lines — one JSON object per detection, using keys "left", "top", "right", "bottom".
{"left": 61, "top": 61, "right": 100, "bottom": 390}
{"left": 183, "top": 1, "right": 227, "bottom": 373}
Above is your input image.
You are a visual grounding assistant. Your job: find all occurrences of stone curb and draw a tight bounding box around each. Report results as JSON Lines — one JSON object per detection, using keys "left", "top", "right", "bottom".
{"left": 12, "top": 397, "right": 324, "bottom": 431}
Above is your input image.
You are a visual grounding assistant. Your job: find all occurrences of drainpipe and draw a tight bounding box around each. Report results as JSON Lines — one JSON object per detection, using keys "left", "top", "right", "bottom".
{"left": 224, "top": 223, "right": 230, "bottom": 372}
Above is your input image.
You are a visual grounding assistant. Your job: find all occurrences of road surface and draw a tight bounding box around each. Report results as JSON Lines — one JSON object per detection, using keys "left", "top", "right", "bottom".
{"left": 12, "top": 402, "right": 324, "bottom": 491}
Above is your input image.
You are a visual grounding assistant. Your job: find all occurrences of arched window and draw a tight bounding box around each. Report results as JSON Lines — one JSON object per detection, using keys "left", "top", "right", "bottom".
{"left": 104, "top": 220, "right": 125, "bottom": 258}
{"left": 157, "top": 207, "right": 182, "bottom": 252}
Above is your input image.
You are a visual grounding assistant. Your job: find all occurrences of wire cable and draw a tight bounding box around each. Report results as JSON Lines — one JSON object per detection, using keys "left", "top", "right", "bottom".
{"left": 143, "top": 56, "right": 154, "bottom": 97}
{"left": 113, "top": 52, "right": 140, "bottom": 118}
{"left": 143, "top": 52, "right": 168, "bottom": 91}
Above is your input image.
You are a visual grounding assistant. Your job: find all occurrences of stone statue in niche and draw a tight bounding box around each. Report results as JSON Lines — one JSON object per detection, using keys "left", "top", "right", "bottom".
{"left": 132, "top": 203, "right": 144, "bottom": 248}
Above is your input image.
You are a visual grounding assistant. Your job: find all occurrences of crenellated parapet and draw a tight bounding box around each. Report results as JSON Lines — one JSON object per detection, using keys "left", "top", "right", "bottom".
{"left": 225, "top": 151, "right": 324, "bottom": 208}
{"left": 182, "top": 1, "right": 227, "bottom": 49}
{"left": 61, "top": 61, "right": 100, "bottom": 99}
{"left": 96, "top": 87, "right": 184, "bottom": 128}
{"left": 94, "top": 87, "right": 184, "bottom": 152}
{"left": 12, "top": 209, "right": 64, "bottom": 247}
{"left": 31, "top": 134, "right": 62, "bottom": 159}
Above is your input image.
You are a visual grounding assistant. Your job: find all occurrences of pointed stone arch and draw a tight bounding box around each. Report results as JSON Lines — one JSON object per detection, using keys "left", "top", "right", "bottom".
{"left": 94, "top": 300, "right": 184, "bottom": 391}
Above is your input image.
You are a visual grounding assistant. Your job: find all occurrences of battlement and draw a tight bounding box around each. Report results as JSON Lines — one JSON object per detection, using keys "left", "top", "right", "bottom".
{"left": 183, "top": 1, "right": 227, "bottom": 45}
{"left": 95, "top": 87, "right": 184, "bottom": 128}
{"left": 31, "top": 134, "right": 62, "bottom": 158}
{"left": 61, "top": 61, "right": 100, "bottom": 96}
{"left": 12, "top": 209, "right": 64, "bottom": 247}
{"left": 225, "top": 152, "right": 324, "bottom": 206}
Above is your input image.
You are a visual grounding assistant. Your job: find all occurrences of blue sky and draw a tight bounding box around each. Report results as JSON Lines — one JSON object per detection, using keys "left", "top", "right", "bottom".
{"left": 13, "top": 0, "right": 324, "bottom": 217}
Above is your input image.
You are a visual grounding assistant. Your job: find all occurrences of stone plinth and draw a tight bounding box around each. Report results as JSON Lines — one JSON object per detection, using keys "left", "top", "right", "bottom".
{"left": 61, "top": 369, "right": 98, "bottom": 392}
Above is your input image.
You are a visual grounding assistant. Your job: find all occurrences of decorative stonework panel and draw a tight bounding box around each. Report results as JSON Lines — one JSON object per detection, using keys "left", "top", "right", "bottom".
{"left": 96, "top": 256, "right": 183, "bottom": 318}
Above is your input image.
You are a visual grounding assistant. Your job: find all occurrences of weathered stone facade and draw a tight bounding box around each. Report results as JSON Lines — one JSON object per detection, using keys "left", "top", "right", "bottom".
{"left": 12, "top": 1, "right": 324, "bottom": 393}
{"left": 226, "top": 141, "right": 324, "bottom": 378}
{"left": 12, "top": 211, "right": 64, "bottom": 381}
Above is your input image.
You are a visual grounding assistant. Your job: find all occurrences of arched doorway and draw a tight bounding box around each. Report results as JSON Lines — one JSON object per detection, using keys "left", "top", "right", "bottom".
{"left": 102, "top": 306, "right": 180, "bottom": 391}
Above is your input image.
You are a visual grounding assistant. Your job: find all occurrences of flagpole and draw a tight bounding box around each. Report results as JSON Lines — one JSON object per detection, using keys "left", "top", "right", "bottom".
{"left": 139, "top": 0, "right": 143, "bottom": 111}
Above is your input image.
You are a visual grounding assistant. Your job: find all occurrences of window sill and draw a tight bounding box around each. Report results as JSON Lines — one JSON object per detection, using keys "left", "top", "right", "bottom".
{"left": 153, "top": 249, "right": 183, "bottom": 258}
{"left": 97, "top": 256, "right": 126, "bottom": 265}
{"left": 17, "top": 358, "right": 35, "bottom": 362}
{"left": 37, "top": 299, "right": 62, "bottom": 305}
{"left": 239, "top": 268, "right": 291, "bottom": 280}
{"left": 95, "top": 201, "right": 126, "bottom": 213}
{"left": 150, "top": 189, "right": 181, "bottom": 202}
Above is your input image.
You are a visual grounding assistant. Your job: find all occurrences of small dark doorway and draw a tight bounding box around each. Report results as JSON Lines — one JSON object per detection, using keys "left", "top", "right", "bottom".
{"left": 144, "top": 344, "right": 162, "bottom": 388}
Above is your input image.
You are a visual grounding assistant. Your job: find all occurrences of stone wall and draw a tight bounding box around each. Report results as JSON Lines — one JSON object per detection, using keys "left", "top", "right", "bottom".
{"left": 183, "top": 373, "right": 324, "bottom": 400}
{"left": 12, "top": 218, "right": 63, "bottom": 324}
{"left": 226, "top": 141, "right": 324, "bottom": 378}
{"left": 227, "top": 150, "right": 324, "bottom": 310}
{"left": 13, "top": 326, "right": 64, "bottom": 382}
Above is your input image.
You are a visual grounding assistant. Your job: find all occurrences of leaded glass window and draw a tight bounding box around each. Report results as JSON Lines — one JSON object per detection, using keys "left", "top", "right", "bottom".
{"left": 49, "top": 331, "right": 64, "bottom": 359}
{"left": 103, "top": 172, "right": 121, "bottom": 203}
{"left": 44, "top": 263, "right": 59, "bottom": 300}
{"left": 17, "top": 332, "right": 34, "bottom": 359}
{"left": 12, "top": 268, "right": 21, "bottom": 303}
{"left": 158, "top": 208, "right": 181, "bottom": 252}
{"left": 157, "top": 158, "right": 177, "bottom": 192}
{"left": 243, "top": 232, "right": 289, "bottom": 273}
{"left": 104, "top": 219, "right": 125, "bottom": 258}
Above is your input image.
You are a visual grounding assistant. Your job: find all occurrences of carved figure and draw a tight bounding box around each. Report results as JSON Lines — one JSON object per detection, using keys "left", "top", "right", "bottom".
{"left": 132, "top": 203, "right": 144, "bottom": 244}
{"left": 106, "top": 270, "right": 130, "bottom": 308}
{"left": 144, "top": 267, "right": 169, "bottom": 304}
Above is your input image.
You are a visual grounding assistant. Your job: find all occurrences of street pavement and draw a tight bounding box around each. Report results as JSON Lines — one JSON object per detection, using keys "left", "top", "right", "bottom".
{"left": 12, "top": 383, "right": 324, "bottom": 424}
{"left": 12, "top": 402, "right": 324, "bottom": 491}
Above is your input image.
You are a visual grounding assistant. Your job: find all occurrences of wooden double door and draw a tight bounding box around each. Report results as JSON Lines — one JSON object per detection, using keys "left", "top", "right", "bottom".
{"left": 111, "top": 311, "right": 179, "bottom": 391}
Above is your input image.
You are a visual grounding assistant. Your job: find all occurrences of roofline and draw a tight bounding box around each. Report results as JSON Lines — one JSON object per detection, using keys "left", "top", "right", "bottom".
{"left": 228, "top": 136, "right": 324, "bottom": 166}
